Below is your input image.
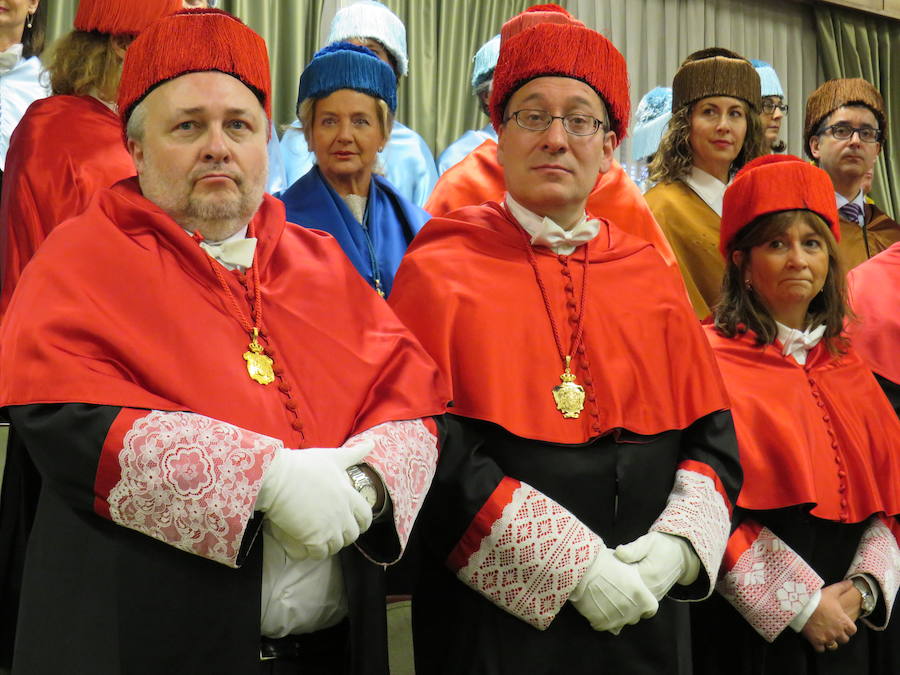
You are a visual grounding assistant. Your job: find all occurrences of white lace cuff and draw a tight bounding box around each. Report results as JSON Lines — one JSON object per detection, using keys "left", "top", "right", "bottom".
{"left": 845, "top": 517, "right": 900, "bottom": 629}
{"left": 451, "top": 479, "right": 603, "bottom": 630}
{"left": 102, "top": 410, "right": 281, "bottom": 568}
{"left": 342, "top": 419, "right": 438, "bottom": 560}
{"left": 650, "top": 465, "right": 731, "bottom": 596}
{"left": 718, "top": 525, "right": 824, "bottom": 642}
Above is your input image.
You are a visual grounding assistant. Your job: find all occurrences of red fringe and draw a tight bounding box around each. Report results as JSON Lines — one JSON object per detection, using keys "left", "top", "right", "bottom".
{"left": 491, "top": 23, "right": 630, "bottom": 143}
{"left": 74, "top": 0, "right": 181, "bottom": 36}
{"left": 118, "top": 9, "right": 271, "bottom": 120}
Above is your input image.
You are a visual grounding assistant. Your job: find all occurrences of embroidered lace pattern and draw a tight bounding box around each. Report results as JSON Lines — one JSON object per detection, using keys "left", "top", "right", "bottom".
{"left": 650, "top": 468, "right": 731, "bottom": 591}
{"left": 846, "top": 517, "right": 900, "bottom": 629}
{"left": 343, "top": 419, "right": 438, "bottom": 555}
{"left": 718, "top": 526, "right": 824, "bottom": 642}
{"left": 107, "top": 411, "right": 281, "bottom": 567}
{"left": 456, "top": 483, "right": 603, "bottom": 630}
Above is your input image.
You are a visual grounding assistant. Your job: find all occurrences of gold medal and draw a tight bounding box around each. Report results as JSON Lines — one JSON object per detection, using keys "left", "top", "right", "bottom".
{"left": 552, "top": 355, "right": 585, "bottom": 418}
{"left": 243, "top": 328, "right": 275, "bottom": 385}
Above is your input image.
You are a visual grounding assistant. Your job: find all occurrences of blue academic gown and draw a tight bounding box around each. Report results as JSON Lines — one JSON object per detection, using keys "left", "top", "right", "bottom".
{"left": 279, "top": 165, "right": 429, "bottom": 297}
{"left": 279, "top": 120, "right": 438, "bottom": 207}
{"left": 437, "top": 123, "right": 497, "bottom": 175}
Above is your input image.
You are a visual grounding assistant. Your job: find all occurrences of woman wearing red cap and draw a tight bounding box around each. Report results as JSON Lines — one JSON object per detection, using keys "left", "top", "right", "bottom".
{"left": 0, "top": 0, "right": 180, "bottom": 315}
{"left": 693, "top": 154, "right": 900, "bottom": 674}
{"left": 645, "top": 48, "right": 766, "bottom": 320}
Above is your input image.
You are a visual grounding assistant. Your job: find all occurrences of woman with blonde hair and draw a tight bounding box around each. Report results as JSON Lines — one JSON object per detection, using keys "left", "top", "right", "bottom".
{"left": 0, "top": 0, "right": 180, "bottom": 314}
{"left": 278, "top": 42, "right": 428, "bottom": 298}
{"left": 644, "top": 48, "right": 765, "bottom": 319}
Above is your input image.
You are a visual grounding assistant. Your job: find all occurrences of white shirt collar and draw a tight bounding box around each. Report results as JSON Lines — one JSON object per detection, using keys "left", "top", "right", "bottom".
{"left": 775, "top": 321, "right": 826, "bottom": 365}
{"left": 0, "top": 43, "right": 23, "bottom": 75}
{"left": 185, "top": 225, "right": 257, "bottom": 271}
{"left": 505, "top": 193, "right": 601, "bottom": 255}
{"left": 835, "top": 190, "right": 866, "bottom": 227}
{"left": 683, "top": 166, "right": 728, "bottom": 217}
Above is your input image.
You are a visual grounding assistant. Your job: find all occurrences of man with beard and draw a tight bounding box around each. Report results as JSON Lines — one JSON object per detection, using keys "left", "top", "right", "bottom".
{"left": 805, "top": 78, "right": 900, "bottom": 270}
{"left": 0, "top": 8, "right": 446, "bottom": 674}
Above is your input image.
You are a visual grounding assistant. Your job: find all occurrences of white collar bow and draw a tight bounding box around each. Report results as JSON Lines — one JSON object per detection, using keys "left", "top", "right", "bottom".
{"left": 777, "top": 322, "right": 826, "bottom": 365}
{"left": 199, "top": 237, "right": 258, "bottom": 270}
{"left": 505, "top": 193, "right": 601, "bottom": 255}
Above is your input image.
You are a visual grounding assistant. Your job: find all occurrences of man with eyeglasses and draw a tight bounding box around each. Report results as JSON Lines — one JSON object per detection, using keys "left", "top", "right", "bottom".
{"left": 805, "top": 78, "right": 900, "bottom": 270}
{"left": 388, "top": 5, "right": 741, "bottom": 674}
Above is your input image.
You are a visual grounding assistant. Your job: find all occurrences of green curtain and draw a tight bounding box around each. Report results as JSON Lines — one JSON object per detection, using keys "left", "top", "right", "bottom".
{"left": 42, "top": 0, "right": 537, "bottom": 155}
{"left": 814, "top": 5, "right": 899, "bottom": 220}
{"left": 44, "top": 0, "right": 77, "bottom": 45}
{"left": 382, "top": 0, "right": 533, "bottom": 157}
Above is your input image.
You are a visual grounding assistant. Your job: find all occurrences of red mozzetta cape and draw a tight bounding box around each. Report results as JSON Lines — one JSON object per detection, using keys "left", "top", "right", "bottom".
{"left": 848, "top": 241, "right": 900, "bottom": 385}
{"left": 704, "top": 326, "right": 900, "bottom": 522}
{"left": 0, "top": 95, "right": 137, "bottom": 316}
{"left": 423, "top": 139, "right": 676, "bottom": 268}
{"left": 0, "top": 179, "right": 448, "bottom": 448}
{"left": 389, "top": 201, "right": 729, "bottom": 445}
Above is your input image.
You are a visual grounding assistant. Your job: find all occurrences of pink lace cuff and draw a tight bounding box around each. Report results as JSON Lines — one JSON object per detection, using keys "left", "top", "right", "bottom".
{"left": 846, "top": 516, "right": 900, "bottom": 629}
{"left": 650, "top": 462, "right": 732, "bottom": 595}
{"left": 96, "top": 410, "right": 281, "bottom": 568}
{"left": 718, "top": 524, "right": 824, "bottom": 642}
{"left": 450, "top": 479, "right": 603, "bottom": 630}
{"left": 342, "top": 418, "right": 438, "bottom": 560}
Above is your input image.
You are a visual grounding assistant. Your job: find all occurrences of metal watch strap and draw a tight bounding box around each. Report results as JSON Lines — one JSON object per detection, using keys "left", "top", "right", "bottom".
{"left": 851, "top": 576, "right": 875, "bottom": 617}
{"left": 346, "top": 464, "right": 377, "bottom": 509}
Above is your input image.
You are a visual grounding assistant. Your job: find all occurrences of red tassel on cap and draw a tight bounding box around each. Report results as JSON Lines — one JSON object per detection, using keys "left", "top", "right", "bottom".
{"left": 74, "top": 0, "right": 181, "bottom": 36}
{"left": 720, "top": 155, "right": 840, "bottom": 254}
{"left": 490, "top": 18, "right": 630, "bottom": 143}
{"left": 118, "top": 8, "right": 272, "bottom": 123}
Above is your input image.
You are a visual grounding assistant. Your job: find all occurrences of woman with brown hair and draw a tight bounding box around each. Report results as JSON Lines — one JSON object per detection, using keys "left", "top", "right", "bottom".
{"left": 694, "top": 154, "right": 900, "bottom": 674}
{"left": 0, "top": 0, "right": 49, "bottom": 180}
{"left": 0, "top": 0, "right": 180, "bottom": 314}
{"left": 644, "top": 48, "right": 766, "bottom": 319}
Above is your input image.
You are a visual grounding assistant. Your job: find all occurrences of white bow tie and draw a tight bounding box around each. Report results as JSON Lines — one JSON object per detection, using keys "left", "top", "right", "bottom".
{"left": 530, "top": 215, "right": 601, "bottom": 255}
{"left": 780, "top": 324, "right": 826, "bottom": 364}
{"left": 199, "top": 237, "right": 258, "bottom": 270}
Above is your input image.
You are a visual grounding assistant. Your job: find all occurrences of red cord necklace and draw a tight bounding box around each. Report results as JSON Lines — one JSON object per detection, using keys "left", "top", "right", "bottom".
{"left": 516, "top": 216, "right": 590, "bottom": 419}
{"left": 202, "top": 223, "right": 275, "bottom": 385}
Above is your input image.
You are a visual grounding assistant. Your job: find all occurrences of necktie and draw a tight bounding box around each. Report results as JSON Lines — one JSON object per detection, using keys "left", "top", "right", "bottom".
{"left": 199, "top": 237, "right": 258, "bottom": 269}
{"left": 838, "top": 202, "right": 863, "bottom": 224}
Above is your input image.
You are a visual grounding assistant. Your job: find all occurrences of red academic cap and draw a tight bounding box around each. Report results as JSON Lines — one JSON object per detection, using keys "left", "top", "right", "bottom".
{"left": 490, "top": 4, "right": 630, "bottom": 143}
{"left": 118, "top": 8, "right": 272, "bottom": 124}
{"left": 720, "top": 154, "right": 840, "bottom": 255}
{"left": 74, "top": 0, "right": 182, "bottom": 36}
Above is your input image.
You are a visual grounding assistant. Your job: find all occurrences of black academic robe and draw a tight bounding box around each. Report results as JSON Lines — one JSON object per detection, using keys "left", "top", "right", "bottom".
{"left": 390, "top": 204, "right": 743, "bottom": 675}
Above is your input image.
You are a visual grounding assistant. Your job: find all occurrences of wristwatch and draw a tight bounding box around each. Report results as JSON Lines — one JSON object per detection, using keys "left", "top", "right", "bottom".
{"left": 851, "top": 577, "right": 876, "bottom": 617}
{"left": 346, "top": 465, "right": 377, "bottom": 510}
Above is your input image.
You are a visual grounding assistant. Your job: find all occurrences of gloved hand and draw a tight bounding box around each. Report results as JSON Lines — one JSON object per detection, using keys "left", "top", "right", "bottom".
{"left": 569, "top": 544, "right": 659, "bottom": 634}
{"left": 256, "top": 440, "right": 375, "bottom": 561}
{"left": 614, "top": 532, "right": 700, "bottom": 600}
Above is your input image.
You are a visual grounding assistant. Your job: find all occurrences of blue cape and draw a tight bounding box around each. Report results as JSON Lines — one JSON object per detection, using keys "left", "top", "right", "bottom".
{"left": 279, "top": 165, "right": 429, "bottom": 296}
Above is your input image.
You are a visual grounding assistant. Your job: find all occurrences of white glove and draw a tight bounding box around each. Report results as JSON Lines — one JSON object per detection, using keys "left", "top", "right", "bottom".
{"left": 569, "top": 544, "right": 659, "bottom": 634}
{"left": 256, "top": 440, "right": 375, "bottom": 561}
{"left": 614, "top": 532, "right": 700, "bottom": 601}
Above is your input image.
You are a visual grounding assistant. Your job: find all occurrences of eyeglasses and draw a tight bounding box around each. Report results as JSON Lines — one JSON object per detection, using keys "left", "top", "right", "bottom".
{"left": 761, "top": 101, "right": 789, "bottom": 114}
{"left": 505, "top": 109, "right": 605, "bottom": 136}
{"left": 818, "top": 123, "right": 882, "bottom": 143}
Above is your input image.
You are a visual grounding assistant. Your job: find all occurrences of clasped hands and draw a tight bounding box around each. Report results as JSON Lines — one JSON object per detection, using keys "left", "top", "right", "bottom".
{"left": 255, "top": 440, "right": 377, "bottom": 560}
{"left": 570, "top": 532, "right": 699, "bottom": 634}
{"left": 800, "top": 580, "right": 861, "bottom": 653}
